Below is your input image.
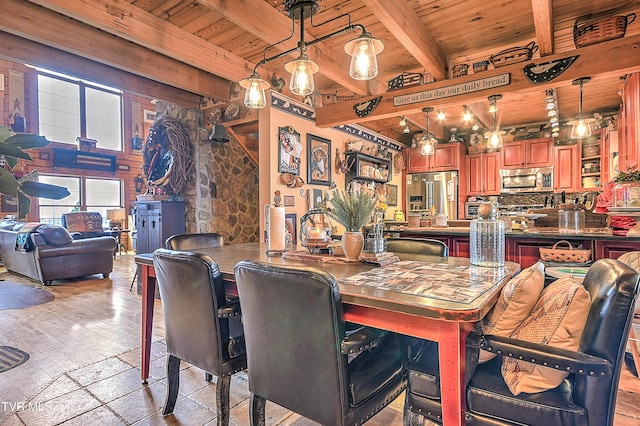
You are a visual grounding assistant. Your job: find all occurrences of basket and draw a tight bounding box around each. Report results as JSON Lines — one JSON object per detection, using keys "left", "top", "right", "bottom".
{"left": 574, "top": 13, "right": 636, "bottom": 48}
{"left": 489, "top": 41, "right": 538, "bottom": 68}
{"left": 539, "top": 240, "right": 591, "bottom": 263}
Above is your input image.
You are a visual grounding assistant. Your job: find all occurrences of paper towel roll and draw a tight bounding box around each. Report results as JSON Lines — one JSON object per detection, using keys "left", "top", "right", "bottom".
{"left": 267, "top": 206, "right": 286, "bottom": 252}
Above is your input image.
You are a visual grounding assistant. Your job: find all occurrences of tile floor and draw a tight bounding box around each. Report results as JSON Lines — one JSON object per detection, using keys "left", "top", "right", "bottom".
{"left": 0, "top": 253, "right": 638, "bottom": 425}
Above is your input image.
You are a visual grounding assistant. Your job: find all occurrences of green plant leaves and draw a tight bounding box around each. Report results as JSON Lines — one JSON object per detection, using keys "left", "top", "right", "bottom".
{"left": 319, "top": 189, "right": 377, "bottom": 232}
{"left": 19, "top": 181, "right": 71, "bottom": 200}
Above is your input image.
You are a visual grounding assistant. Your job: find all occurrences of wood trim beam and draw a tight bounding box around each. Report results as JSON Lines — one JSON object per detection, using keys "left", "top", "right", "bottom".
{"left": 363, "top": 0, "right": 447, "bottom": 81}
{"left": 198, "top": 0, "right": 381, "bottom": 96}
{"left": 316, "top": 34, "right": 640, "bottom": 128}
{"left": 531, "top": 0, "right": 554, "bottom": 56}
{"left": 0, "top": 32, "right": 201, "bottom": 108}
{"left": 27, "top": 0, "right": 251, "bottom": 87}
{"left": 2, "top": 0, "right": 230, "bottom": 100}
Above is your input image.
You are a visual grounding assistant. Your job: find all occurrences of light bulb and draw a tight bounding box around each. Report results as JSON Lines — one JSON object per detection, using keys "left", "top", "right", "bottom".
{"left": 463, "top": 110, "right": 472, "bottom": 121}
{"left": 570, "top": 118, "right": 592, "bottom": 139}
{"left": 239, "top": 73, "right": 269, "bottom": 109}
{"left": 488, "top": 131, "right": 502, "bottom": 148}
{"left": 345, "top": 34, "right": 383, "bottom": 80}
{"left": 285, "top": 55, "right": 318, "bottom": 96}
{"left": 488, "top": 103, "right": 497, "bottom": 113}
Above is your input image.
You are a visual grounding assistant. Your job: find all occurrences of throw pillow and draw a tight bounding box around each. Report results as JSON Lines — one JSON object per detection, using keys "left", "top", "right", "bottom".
{"left": 479, "top": 262, "right": 545, "bottom": 362}
{"left": 37, "top": 225, "right": 74, "bottom": 246}
{"left": 501, "top": 275, "right": 591, "bottom": 395}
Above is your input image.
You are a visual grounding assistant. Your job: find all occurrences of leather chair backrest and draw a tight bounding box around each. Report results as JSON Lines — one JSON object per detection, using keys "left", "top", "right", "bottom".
{"left": 165, "top": 232, "right": 223, "bottom": 250}
{"left": 385, "top": 237, "right": 449, "bottom": 261}
{"left": 234, "top": 260, "right": 349, "bottom": 425}
{"left": 61, "top": 212, "right": 104, "bottom": 235}
{"left": 574, "top": 258, "right": 639, "bottom": 425}
{"left": 153, "top": 249, "right": 228, "bottom": 374}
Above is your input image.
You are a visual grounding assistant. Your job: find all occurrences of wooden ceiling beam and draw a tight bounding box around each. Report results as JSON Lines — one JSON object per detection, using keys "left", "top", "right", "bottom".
{"left": 363, "top": 0, "right": 447, "bottom": 81}
{"left": 531, "top": 0, "right": 554, "bottom": 56}
{"left": 316, "top": 34, "right": 640, "bottom": 128}
{"left": 26, "top": 0, "right": 247, "bottom": 92}
{"left": 2, "top": 0, "right": 230, "bottom": 100}
{"left": 0, "top": 32, "right": 201, "bottom": 108}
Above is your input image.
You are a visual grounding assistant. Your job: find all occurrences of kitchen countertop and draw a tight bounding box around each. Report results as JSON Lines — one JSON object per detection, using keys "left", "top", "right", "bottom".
{"left": 396, "top": 227, "right": 640, "bottom": 240}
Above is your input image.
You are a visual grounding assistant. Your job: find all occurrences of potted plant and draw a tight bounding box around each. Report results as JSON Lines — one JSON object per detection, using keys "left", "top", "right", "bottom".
{"left": 0, "top": 126, "right": 70, "bottom": 219}
{"left": 318, "top": 189, "right": 376, "bottom": 259}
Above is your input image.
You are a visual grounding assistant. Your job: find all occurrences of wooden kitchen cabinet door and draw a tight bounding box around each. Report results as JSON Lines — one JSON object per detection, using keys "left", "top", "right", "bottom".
{"left": 467, "top": 152, "right": 500, "bottom": 195}
{"left": 405, "top": 147, "right": 430, "bottom": 173}
{"left": 502, "top": 141, "right": 525, "bottom": 168}
{"left": 554, "top": 144, "right": 579, "bottom": 192}
{"left": 526, "top": 138, "right": 553, "bottom": 167}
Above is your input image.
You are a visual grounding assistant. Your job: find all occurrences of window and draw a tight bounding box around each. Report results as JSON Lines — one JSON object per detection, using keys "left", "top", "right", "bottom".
{"left": 38, "top": 175, "right": 122, "bottom": 226}
{"left": 37, "top": 70, "right": 123, "bottom": 151}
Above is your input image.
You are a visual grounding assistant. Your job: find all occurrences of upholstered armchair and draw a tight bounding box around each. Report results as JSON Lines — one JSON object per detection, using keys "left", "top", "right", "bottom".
{"left": 61, "top": 212, "right": 114, "bottom": 240}
{"left": 234, "top": 260, "right": 407, "bottom": 426}
{"left": 153, "top": 249, "right": 246, "bottom": 426}
{"left": 403, "top": 258, "right": 640, "bottom": 426}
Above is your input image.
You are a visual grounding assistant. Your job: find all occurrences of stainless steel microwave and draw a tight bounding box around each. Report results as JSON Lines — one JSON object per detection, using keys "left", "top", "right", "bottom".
{"left": 500, "top": 167, "right": 554, "bottom": 193}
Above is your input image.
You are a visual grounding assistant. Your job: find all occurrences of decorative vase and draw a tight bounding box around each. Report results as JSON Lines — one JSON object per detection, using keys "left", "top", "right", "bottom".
{"left": 341, "top": 231, "right": 364, "bottom": 260}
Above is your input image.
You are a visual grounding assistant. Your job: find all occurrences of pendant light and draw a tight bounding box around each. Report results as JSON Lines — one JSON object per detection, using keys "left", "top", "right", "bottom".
{"left": 238, "top": 0, "right": 383, "bottom": 109}
{"left": 484, "top": 95, "right": 505, "bottom": 149}
{"left": 420, "top": 107, "right": 437, "bottom": 156}
{"left": 568, "top": 77, "right": 594, "bottom": 139}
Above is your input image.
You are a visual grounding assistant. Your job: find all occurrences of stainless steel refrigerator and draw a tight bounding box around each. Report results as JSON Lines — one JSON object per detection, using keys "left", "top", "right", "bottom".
{"left": 406, "top": 171, "right": 458, "bottom": 219}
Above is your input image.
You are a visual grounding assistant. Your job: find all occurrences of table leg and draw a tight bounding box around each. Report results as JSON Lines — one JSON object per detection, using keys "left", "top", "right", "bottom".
{"left": 438, "top": 321, "right": 472, "bottom": 426}
{"left": 140, "top": 265, "right": 155, "bottom": 384}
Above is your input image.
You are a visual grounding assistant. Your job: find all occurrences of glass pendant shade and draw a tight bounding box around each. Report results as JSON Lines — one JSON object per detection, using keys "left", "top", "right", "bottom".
{"left": 344, "top": 34, "right": 384, "bottom": 80}
{"left": 485, "top": 130, "right": 505, "bottom": 149}
{"left": 239, "top": 73, "right": 269, "bottom": 109}
{"left": 569, "top": 117, "right": 593, "bottom": 139}
{"left": 420, "top": 137, "right": 436, "bottom": 155}
{"left": 285, "top": 54, "right": 319, "bottom": 96}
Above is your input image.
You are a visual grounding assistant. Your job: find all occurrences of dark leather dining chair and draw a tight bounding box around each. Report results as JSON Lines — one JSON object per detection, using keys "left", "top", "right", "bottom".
{"left": 153, "top": 248, "right": 246, "bottom": 426}
{"left": 385, "top": 237, "right": 448, "bottom": 261}
{"left": 403, "top": 258, "right": 640, "bottom": 426}
{"left": 234, "top": 260, "right": 408, "bottom": 426}
{"left": 165, "top": 232, "right": 224, "bottom": 250}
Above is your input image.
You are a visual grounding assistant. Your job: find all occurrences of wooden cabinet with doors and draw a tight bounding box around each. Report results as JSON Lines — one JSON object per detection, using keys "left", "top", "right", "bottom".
{"left": 618, "top": 72, "right": 640, "bottom": 172}
{"left": 502, "top": 138, "right": 553, "bottom": 169}
{"left": 466, "top": 151, "right": 501, "bottom": 195}
{"left": 405, "top": 143, "right": 465, "bottom": 173}
{"left": 578, "top": 129, "right": 610, "bottom": 190}
{"left": 134, "top": 201, "right": 185, "bottom": 254}
{"left": 553, "top": 144, "right": 579, "bottom": 192}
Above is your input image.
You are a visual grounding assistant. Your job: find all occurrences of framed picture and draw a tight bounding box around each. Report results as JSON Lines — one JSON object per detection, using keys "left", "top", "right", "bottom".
{"left": 284, "top": 195, "right": 295, "bottom": 207}
{"left": 285, "top": 213, "right": 297, "bottom": 245}
{"left": 143, "top": 109, "right": 156, "bottom": 123}
{"left": 307, "top": 134, "right": 332, "bottom": 186}
{"left": 388, "top": 184, "right": 398, "bottom": 206}
{"left": 278, "top": 126, "right": 302, "bottom": 175}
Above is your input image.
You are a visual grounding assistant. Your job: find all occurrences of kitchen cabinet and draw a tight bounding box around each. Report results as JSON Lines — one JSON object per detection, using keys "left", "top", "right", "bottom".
{"left": 405, "top": 143, "right": 464, "bottom": 173}
{"left": 553, "top": 144, "right": 579, "bottom": 192}
{"left": 618, "top": 72, "right": 640, "bottom": 172}
{"left": 502, "top": 138, "right": 553, "bottom": 169}
{"left": 134, "top": 201, "right": 185, "bottom": 254}
{"left": 466, "top": 151, "right": 501, "bottom": 195}
{"left": 594, "top": 240, "right": 639, "bottom": 259}
{"left": 344, "top": 151, "right": 390, "bottom": 185}
{"left": 578, "top": 129, "right": 609, "bottom": 190}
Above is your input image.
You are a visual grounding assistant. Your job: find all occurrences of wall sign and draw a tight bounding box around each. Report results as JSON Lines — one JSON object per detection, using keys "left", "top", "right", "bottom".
{"left": 393, "top": 73, "right": 511, "bottom": 107}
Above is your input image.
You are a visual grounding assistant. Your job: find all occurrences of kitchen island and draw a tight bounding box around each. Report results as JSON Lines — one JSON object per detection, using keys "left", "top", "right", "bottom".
{"left": 392, "top": 227, "right": 640, "bottom": 268}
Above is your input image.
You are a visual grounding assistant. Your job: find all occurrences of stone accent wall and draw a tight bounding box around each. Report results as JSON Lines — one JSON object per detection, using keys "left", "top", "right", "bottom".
{"left": 156, "top": 102, "right": 259, "bottom": 244}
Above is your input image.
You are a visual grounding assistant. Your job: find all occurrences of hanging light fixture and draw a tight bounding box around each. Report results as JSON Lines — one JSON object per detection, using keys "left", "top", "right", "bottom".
{"left": 437, "top": 109, "right": 446, "bottom": 121}
{"left": 238, "top": 0, "right": 383, "bottom": 109}
{"left": 568, "top": 77, "right": 595, "bottom": 139}
{"left": 420, "top": 107, "right": 437, "bottom": 156}
{"left": 485, "top": 95, "right": 505, "bottom": 149}
{"left": 463, "top": 107, "right": 473, "bottom": 122}
{"left": 399, "top": 116, "right": 408, "bottom": 127}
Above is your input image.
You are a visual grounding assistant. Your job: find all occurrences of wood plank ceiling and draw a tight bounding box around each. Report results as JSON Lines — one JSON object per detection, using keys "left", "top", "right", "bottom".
{"left": 3, "top": 0, "right": 640, "bottom": 149}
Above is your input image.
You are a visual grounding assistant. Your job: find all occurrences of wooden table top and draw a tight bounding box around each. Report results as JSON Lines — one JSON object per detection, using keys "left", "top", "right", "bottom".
{"left": 135, "top": 242, "right": 520, "bottom": 322}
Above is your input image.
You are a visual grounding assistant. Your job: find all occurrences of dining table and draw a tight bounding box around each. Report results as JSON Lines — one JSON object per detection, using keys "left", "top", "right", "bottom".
{"left": 135, "top": 242, "right": 520, "bottom": 426}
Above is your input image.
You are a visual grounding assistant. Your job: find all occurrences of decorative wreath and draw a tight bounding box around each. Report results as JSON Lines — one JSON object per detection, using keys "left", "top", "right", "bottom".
{"left": 142, "top": 115, "right": 193, "bottom": 196}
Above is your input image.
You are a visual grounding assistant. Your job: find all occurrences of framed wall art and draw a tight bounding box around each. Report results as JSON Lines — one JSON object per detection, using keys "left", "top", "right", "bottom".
{"left": 278, "top": 126, "right": 302, "bottom": 175}
{"left": 387, "top": 184, "right": 398, "bottom": 206}
{"left": 307, "top": 134, "right": 331, "bottom": 186}
{"left": 284, "top": 195, "right": 295, "bottom": 207}
{"left": 285, "top": 213, "right": 297, "bottom": 245}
